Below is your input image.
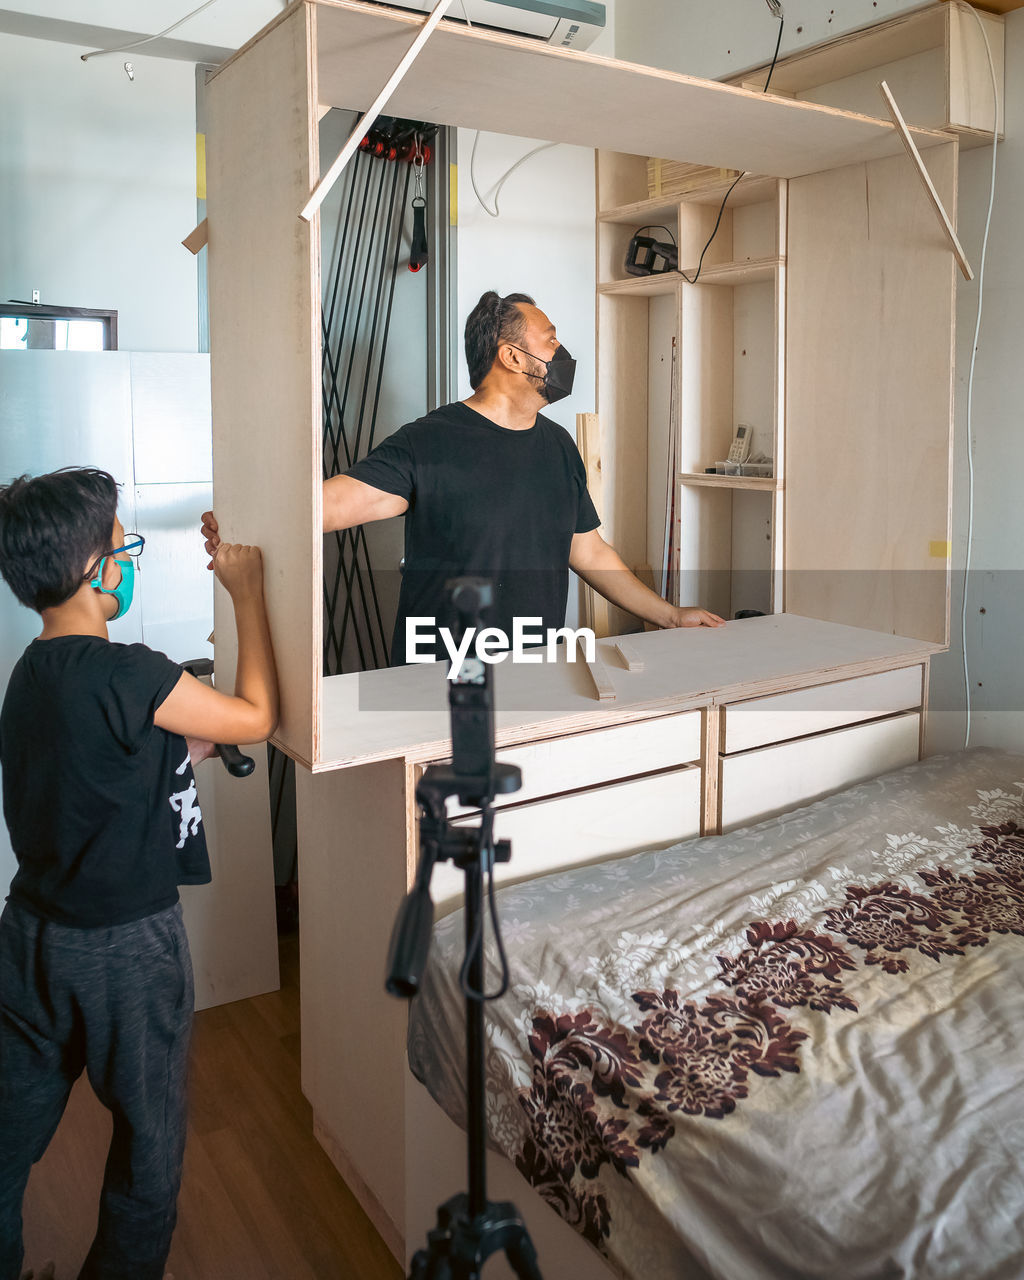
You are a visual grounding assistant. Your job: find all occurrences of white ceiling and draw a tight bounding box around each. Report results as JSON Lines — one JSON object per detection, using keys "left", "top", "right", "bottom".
{"left": 0, "top": 0, "right": 287, "bottom": 57}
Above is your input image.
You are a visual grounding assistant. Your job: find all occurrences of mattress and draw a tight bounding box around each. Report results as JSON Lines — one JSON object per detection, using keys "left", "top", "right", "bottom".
{"left": 408, "top": 748, "right": 1024, "bottom": 1279}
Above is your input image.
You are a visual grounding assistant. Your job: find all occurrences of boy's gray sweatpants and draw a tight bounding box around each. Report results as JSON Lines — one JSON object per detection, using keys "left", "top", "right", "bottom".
{"left": 0, "top": 900, "right": 194, "bottom": 1280}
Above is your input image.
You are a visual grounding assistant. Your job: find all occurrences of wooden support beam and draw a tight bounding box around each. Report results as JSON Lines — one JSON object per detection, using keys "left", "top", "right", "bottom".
{"left": 182, "top": 218, "right": 208, "bottom": 255}
{"left": 299, "top": 0, "right": 456, "bottom": 223}
{"left": 614, "top": 641, "right": 644, "bottom": 672}
{"left": 578, "top": 636, "right": 616, "bottom": 701}
{"left": 879, "top": 80, "right": 974, "bottom": 281}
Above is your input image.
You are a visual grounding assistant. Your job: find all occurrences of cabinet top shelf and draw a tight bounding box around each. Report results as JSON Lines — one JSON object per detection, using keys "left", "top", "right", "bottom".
{"left": 311, "top": 614, "right": 940, "bottom": 771}
{"left": 599, "top": 257, "right": 782, "bottom": 294}
{"left": 680, "top": 472, "right": 779, "bottom": 491}
{"left": 232, "top": 0, "right": 954, "bottom": 178}
{"left": 598, "top": 176, "right": 780, "bottom": 223}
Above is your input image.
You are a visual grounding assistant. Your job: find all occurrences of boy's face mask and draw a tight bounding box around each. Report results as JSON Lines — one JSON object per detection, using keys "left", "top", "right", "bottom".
{"left": 509, "top": 343, "right": 576, "bottom": 405}
{"left": 91, "top": 556, "right": 135, "bottom": 620}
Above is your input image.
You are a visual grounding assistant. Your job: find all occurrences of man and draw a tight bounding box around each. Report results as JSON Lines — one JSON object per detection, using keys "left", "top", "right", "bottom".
{"left": 202, "top": 290, "right": 723, "bottom": 662}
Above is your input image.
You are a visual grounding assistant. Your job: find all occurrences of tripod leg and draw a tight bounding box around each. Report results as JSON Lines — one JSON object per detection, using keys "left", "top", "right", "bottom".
{"left": 504, "top": 1225, "right": 543, "bottom": 1280}
{"left": 409, "top": 1247, "right": 453, "bottom": 1280}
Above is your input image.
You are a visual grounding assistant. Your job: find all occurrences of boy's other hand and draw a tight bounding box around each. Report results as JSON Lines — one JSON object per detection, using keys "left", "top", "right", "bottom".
{"left": 186, "top": 737, "right": 220, "bottom": 766}
{"left": 213, "top": 543, "right": 265, "bottom": 602}
{"left": 200, "top": 510, "right": 220, "bottom": 569}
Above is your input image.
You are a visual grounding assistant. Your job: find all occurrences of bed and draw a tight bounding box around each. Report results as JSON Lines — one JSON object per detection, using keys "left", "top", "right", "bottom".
{"left": 408, "top": 748, "right": 1024, "bottom": 1279}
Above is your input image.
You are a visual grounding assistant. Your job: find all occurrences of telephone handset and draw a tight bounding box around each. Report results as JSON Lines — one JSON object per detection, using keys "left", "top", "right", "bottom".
{"left": 727, "top": 423, "right": 753, "bottom": 465}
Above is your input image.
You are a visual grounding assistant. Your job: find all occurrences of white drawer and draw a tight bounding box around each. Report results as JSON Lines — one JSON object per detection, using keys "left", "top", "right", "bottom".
{"left": 440, "top": 711, "right": 702, "bottom": 817}
{"left": 432, "top": 766, "right": 702, "bottom": 916}
{"left": 721, "top": 665, "right": 924, "bottom": 755}
{"left": 719, "top": 710, "right": 920, "bottom": 833}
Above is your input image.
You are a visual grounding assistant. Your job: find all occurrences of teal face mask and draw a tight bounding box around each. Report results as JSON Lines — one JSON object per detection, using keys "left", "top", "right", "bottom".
{"left": 91, "top": 556, "right": 135, "bottom": 620}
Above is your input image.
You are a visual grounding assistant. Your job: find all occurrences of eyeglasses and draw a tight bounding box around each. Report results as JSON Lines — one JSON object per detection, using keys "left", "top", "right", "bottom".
{"left": 86, "top": 533, "right": 145, "bottom": 581}
{"left": 110, "top": 534, "right": 145, "bottom": 558}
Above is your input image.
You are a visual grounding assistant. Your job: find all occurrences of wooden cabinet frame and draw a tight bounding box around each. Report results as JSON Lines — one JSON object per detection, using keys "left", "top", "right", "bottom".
{"left": 206, "top": 0, "right": 956, "bottom": 770}
{"left": 203, "top": 4, "right": 961, "bottom": 1260}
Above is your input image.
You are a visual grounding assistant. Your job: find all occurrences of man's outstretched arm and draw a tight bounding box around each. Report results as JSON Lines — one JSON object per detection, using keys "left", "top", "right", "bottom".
{"left": 570, "top": 528, "right": 725, "bottom": 629}
{"left": 201, "top": 477, "right": 408, "bottom": 563}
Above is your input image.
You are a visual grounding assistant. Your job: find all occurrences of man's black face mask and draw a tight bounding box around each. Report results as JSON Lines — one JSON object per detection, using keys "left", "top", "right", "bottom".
{"left": 509, "top": 343, "right": 576, "bottom": 405}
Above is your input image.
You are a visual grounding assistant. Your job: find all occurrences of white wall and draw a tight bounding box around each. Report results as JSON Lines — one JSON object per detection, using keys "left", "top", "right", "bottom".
{"left": 928, "top": 9, "right": 1024, "bottom": 755}
{"left": 0, "top": 31, "right": 199, "bottom": 352}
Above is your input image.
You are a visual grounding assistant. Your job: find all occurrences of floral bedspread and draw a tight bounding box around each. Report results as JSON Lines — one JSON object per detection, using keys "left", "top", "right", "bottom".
{"left": 407, "top": 748, "right": 1024, "bottom": 1280}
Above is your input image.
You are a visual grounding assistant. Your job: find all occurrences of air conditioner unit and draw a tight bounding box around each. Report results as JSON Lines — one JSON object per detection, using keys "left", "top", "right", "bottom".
{"left": 382, "top": 0, "right": 606, "bottom": 51}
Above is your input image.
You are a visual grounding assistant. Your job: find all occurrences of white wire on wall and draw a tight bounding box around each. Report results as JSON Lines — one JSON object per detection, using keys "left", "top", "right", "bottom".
{"left": 955, "top": 0, "right": 1000, "bottom": 750}
{"left": 455, "top": 1, "right": 559, "bottom": 217}
{"left": 80, "top": 0, "right": 220, "bottom": 62}
{"left": 469, "top": 132, "right": 559, "bottom": 218}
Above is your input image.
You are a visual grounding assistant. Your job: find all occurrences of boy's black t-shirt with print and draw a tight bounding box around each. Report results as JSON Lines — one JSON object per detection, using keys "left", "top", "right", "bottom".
{"left": 346, "top": 402, "right": 601, "bottom": 664}
{"left": 0, "top": 636, "right": 211, "bottom": 927}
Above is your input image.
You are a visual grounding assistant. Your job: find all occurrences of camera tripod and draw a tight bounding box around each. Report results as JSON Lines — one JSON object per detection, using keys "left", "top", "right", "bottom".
{"left": 385, "top": 580, "right": 543, "bottom": 1280}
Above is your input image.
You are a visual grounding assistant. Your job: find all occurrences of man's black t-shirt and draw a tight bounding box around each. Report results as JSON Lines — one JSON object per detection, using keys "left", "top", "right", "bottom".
{"left": 346, "top": 402, "right": 601, "bottom": 663}
{"left": 0, "top": 636, "right": 211, "bottom": 927}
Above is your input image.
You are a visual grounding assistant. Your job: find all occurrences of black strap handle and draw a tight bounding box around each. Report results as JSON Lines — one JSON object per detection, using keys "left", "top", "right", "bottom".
{"left": 181, "top": 658, "right": 256, "bottom": 778}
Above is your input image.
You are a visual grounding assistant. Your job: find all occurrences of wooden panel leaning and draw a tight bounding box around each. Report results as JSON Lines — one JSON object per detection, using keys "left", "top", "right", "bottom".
{"left": 206, "top": 2, "right": 323, "bottom": 766}
{"left": 784, "top": 142, "right": 957, "bottom": 646}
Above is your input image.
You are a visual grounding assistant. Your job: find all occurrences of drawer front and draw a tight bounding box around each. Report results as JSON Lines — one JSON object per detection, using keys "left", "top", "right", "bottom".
{"left": 719, "top": 711, "right": 921, "bottom": 833}
{"left": 721, "top": 665, "right": 924, "bottom": 755}
{"left": 443, "top": 711, "right": 702, "bottom": 817}
{"left": 432, "top": 766, "right": 702, "bottom": 916}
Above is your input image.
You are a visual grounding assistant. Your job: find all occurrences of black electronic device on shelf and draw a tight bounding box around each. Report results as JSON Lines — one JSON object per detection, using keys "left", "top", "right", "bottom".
{"left": 624, "top": 224, "right": 678, "bottom": 277}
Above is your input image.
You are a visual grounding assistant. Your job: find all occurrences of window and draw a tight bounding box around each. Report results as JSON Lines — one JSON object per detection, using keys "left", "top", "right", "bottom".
{"left": 0, "top": 303, "right": 118, "bottom": 351}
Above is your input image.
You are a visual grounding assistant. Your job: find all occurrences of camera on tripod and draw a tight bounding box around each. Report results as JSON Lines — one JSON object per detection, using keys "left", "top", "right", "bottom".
{"left": 385, "top": 578, "right": 543, "bottom": 1280}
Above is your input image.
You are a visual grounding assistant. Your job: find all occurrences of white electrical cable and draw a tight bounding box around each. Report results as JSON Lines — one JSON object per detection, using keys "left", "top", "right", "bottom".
{"left": 954, "top": 1, "right": 999, "bottom": 750}
{"left": 80, "top": 0, "right": 220, "bottom": 62}
{"left": 469, "top": 131, "right": 558, "bottom": 218}
{"left": 457, "top": 1, "right": 559, "bottom": 217}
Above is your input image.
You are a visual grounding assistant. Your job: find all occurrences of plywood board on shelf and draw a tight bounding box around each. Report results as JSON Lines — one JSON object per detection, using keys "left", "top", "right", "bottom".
{"left": 785, "top": 144, "right": 956, "bottom": 647}
{"left": 305, "top": 0, "right": 950, "bottom": 179}
{"left": 596, "top": 296, "right": 649, "bottom": 635}
{"left": 647, "top": 158, "right": 741, "bottom": 199}
{"left": 206, "top": 2, "right": 322, "bottom": 767}
{"left": 647, "top": 292, "right": 678, "bottom": 595}
{"left": 576, "top": 412, "right": 611, "bottom": 639}
{"left": 947, "top": 4, "right": 1004, "bottom": 137}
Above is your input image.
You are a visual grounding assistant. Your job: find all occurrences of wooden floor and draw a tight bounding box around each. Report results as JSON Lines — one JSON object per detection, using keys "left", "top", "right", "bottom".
{"left": 21, "top": 933, "right": 404, "bottom": 1280}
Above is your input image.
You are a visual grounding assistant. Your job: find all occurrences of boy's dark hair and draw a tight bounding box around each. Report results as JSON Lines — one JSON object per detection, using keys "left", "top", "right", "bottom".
{"left": 464, "top": 291, "right": 535, "bottom": 390}
{"left": 0, "top": 468, "right": 119, "bottom": 611}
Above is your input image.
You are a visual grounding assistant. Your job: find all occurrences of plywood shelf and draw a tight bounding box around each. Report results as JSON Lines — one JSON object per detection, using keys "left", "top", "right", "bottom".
{"left": 727, "top": 2, "right": 1003, "bottom": 143}
{"left": 294, "top": 0, "right": 952, "bottom": 179}
{"left": 597, "top": 195, "right": 683, "bottom": 227}
{"left": 313, "top": 615, "right": 941, "bottom": 770}
{"left": 598, "top": 175, "right": 782, "bottom": 222}
{"left": 680, "top": 472, "right": 779, "bottom": 492}
{"left": 599, "top": 257, "right": 782, "bottom": 295}
{"left": 598, "top": 273, "right": 682, "bottom": 297}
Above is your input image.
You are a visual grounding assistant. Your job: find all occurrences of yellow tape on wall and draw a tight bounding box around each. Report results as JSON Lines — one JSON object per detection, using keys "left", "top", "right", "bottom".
{"left": 196, "top": 133, "right": 207, "bottom": 202}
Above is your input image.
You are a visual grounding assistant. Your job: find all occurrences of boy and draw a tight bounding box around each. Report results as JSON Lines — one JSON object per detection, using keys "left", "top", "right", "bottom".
{"left": 0, "top": 467, "right": 279, "bottom": 1280}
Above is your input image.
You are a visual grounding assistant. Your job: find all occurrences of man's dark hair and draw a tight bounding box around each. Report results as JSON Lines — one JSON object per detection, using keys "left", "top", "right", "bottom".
{"left": 0, "top": 468, "right": 119, "bottom": 611}
{"left": 464, "top": 291, "right": 535, "bottom": 390}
